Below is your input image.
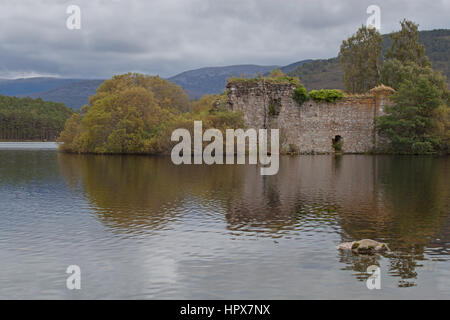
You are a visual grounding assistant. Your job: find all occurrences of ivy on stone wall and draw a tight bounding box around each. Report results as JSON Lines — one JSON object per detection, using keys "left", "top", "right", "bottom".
{"left": 292, "top": 85, "right": 308, "bottom": 105}
{"left": 308, "top": 89, "right": 345, "bottom": 103}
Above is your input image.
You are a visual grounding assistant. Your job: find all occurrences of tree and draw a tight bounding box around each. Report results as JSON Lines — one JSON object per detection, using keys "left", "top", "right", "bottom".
{"left": 58, "top": 113, "right": 82, "bottom": 151}
{"left": 190, "top": 94, "right": 227, "bottom": 114}
{"left": 380, "top": 59, "right": 449, "bottom": 99}
{"left": 339, "top": 25, "right": 382, "bottom": 93}
{"left": 377, "top": 20, "right": 449, "bottom": 154}
{"left": 432, "top": 105, "right": 450, "bottom": 154}
{"left": 59, "top": 73, "right": 180, "bottom": 153}
{"left": 268, "top": 69, "right": 285, "bottom": 79}
{"left": 385, "top": 19, "right": 431, "bottom": 67}
{"left": 377, "top": 72, "right": 446, "bottom": 154}
{"left": 146, "top": 76, "right": 191, "bottom": 113}
{"left": 58, "top": 73, "right": 244, "bottom": 154}
{"left": 0, "top": 94, "right": 73, "bottom": 141}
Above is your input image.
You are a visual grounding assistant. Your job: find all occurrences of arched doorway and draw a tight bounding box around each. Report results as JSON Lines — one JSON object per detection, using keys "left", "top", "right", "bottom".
{"left": 332, "top": 135, "right": 343, "bottom": 152}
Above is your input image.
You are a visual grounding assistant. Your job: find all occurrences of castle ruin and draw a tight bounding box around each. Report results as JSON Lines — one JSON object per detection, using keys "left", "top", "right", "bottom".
{"left": 226, "top": 80, "right": 394, "bottom": 154}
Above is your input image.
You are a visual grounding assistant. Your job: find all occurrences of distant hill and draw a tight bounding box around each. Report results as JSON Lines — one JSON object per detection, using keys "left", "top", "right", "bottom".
{"left": 0, "top": 77, "right": 80, "bottom": 96}
{"left": 279, "top": 59, "right": 313, "bottom": 74}
{"left": 289, "top": 29, "right": 450, "bottom": 90}
{"left": 288, "top": 58, "right": 343, "bottom": 90}
{"left": 20, "top": 80, "right": 104, "bottom": 110}
{"left": 415, "top": 29, "right": 450, "bottom": 79}
{"left": 168, "top": 64, "right": 279, "bottom": 99}
{"left": 0, "top": 78, "right": 103, "bottom": 110}
{"left": 0, "top": 29, "right": 446, "bottom": 108}
{"left": 168, "top": 61, "right": 312, "bottom": 98}
{"left": 0, "top": 64, "right": 298, "bottom": 108}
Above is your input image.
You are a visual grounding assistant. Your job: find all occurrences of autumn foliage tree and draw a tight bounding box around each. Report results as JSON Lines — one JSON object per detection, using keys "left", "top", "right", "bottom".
{"left": 58, "top": 73, "right": 243, "bottom": 154}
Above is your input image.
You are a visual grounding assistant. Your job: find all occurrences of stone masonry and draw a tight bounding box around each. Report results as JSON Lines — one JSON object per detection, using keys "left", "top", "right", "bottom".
{"left": 226, "top": 80, "right": 394, "bottom": 154}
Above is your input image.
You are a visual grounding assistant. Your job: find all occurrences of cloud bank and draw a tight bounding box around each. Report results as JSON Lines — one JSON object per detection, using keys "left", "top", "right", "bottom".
{"left": 0, "top": 0, "right": 449, "bottom": 78}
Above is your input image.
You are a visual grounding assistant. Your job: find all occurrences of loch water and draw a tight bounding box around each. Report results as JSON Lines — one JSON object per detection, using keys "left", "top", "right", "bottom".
{"left": 0, "top": 143, "right": 449, "bottom": 299}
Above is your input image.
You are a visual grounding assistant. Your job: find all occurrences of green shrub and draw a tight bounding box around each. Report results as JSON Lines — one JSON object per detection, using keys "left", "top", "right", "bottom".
{"left": 288, "top": 144, "right": 300, "bottom": 155}
{"left": 333, "top": 140, "right": 343, "bottom": 152}
{"left": 308, "top": 89, "right": 344, "bottom": 103}
{"left": 268, "top": 104, "right": 276, "bottom": 116}
{"left": 292, "top": 85, "right": 308, "bottom": 105}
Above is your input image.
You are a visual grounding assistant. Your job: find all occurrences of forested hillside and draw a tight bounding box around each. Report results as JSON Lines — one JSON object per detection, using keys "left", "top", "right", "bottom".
{"left": 0, "top": 95, "right": 73, "bottom": 141}
{"left": 289, "top": 29, "right": 449, "bottom": 90}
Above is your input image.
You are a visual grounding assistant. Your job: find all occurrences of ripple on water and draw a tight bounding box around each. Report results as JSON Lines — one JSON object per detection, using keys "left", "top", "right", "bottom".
{"left": 0, "top": 152, "right": 449, "bottom": 298}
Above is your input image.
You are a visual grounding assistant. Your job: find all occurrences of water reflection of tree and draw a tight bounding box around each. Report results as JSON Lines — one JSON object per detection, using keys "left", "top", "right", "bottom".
{"left": 58, "top": 154, "right": 308, "bottom": 236}
{"left": 338, "top": 251, "right": 380, "bottom": 282}
{"left": 0, "top": 150, "right": 59, "bottom": 185}
{"left": 223, "top": 155, "right": 449, "bottom": 286}
{"left": 57, "top": 153, "right": 450, "bottom": 287}
{"left": 57, "top": 154, "right": 247, "bottom": 233}
{"left": 337, "top": 156, "right": 449, "bottom": 286}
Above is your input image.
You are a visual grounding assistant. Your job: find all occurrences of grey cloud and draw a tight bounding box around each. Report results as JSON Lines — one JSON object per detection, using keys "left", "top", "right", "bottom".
{"left": 0, "top": 0, "right": 449, "bottom": 79}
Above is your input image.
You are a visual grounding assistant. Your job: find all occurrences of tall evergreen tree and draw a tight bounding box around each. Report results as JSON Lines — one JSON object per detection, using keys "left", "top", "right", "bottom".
{"left": 377, "top": 20, "right": 449, "bottom": 154}
{"left": 377, "top": 74, "right": 443, "bottom": 154}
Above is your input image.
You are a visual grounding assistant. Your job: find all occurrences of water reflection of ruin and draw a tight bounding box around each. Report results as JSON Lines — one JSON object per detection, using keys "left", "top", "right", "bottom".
{"left": 58, "top": 154, "right": 449, "bottom": 247}
{"left": 58, "top": 154, "right": 449, "bottom": 285}
{"left": 226, "top": 156, "right": 449, "bottom": 239}
{"left": 225, "top": 155, "right": 450, "bottom": 285}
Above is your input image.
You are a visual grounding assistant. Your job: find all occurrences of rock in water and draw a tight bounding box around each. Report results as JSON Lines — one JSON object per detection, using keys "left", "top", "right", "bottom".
{"left": 337, "top": 242, "right": 354, "bottom": 250}
{"left": 338, "top": 239, "right": 390, "bottom": 255}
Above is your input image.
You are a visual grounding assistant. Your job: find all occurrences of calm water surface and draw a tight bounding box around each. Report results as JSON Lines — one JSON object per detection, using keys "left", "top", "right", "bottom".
{"left": 0, "top": 143, "right": 449, "bottom": 299}
{"left": 0, "top": 142, "right": 58, "bottom": 150}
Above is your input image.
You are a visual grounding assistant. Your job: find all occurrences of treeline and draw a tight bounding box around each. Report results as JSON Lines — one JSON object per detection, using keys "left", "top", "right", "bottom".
{"left": 0, "top": 95, "right": 74, "bottom": 141}
{"left": 288, "top": 29, "right": 450, "bottom": 90}
{"left": 58, "top": 73, "right": 243, "bottom": 154}
{"left": 339, "top": 20, "right": 449, "bottom": 154}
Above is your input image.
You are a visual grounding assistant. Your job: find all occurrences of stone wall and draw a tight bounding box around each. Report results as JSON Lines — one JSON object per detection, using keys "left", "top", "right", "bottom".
{"left": 226, "top": 80, "right": 393, "bottom": 154}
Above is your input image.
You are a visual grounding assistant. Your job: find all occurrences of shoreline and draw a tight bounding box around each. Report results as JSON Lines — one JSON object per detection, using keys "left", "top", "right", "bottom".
{"left": 0, "top": 140, "right": 57, "bottom": 142}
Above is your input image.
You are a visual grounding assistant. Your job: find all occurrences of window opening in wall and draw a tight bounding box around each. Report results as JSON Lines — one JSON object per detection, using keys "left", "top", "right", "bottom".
{"left": 332, "top": 135, "right": 343, "bottom": 152}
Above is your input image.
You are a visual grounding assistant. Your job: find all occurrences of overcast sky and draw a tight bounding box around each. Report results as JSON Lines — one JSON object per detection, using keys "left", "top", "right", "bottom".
{"left": 0, "top": 0, "right": 449, "bottom": 79}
